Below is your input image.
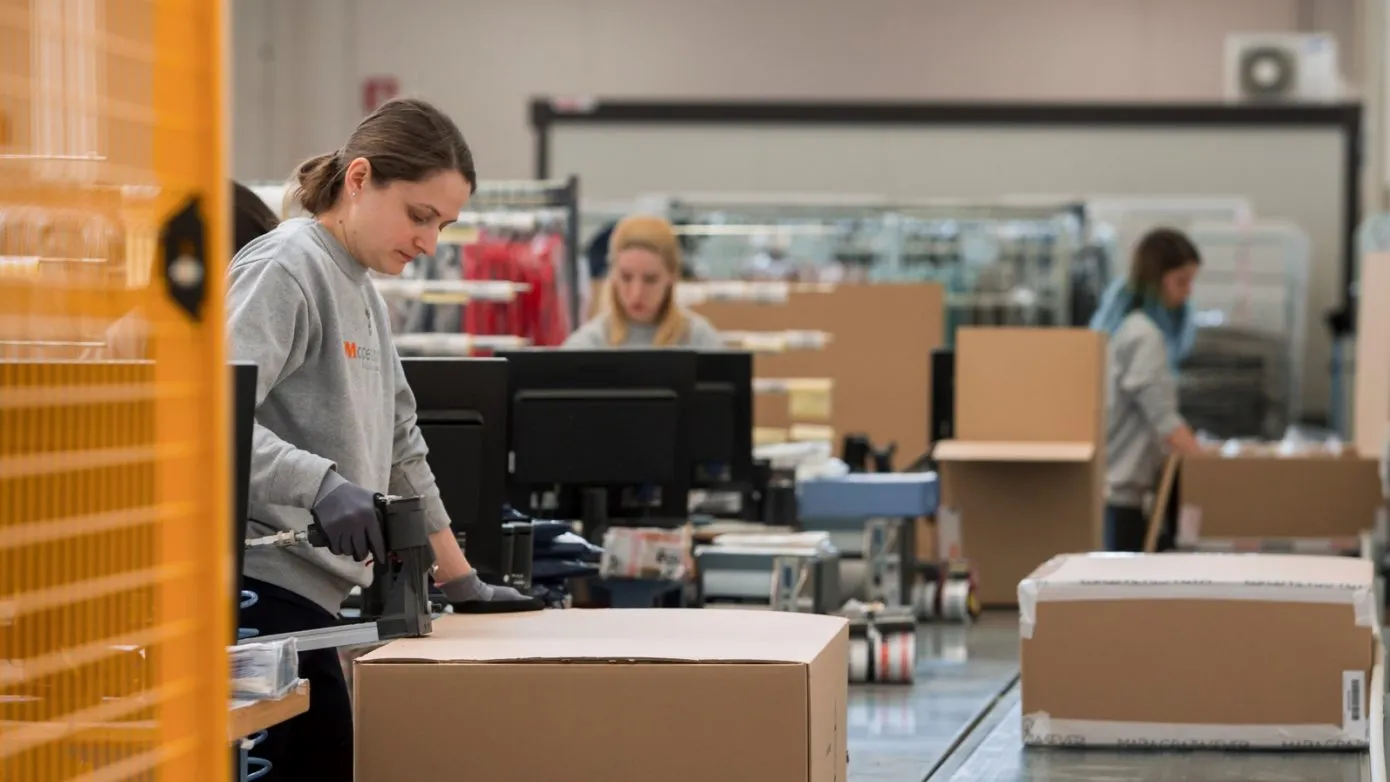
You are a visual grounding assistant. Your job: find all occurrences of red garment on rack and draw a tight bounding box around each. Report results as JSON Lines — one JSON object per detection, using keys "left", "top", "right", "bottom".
{"left": 461, "top": 230, "right": 571, "bottom": 351}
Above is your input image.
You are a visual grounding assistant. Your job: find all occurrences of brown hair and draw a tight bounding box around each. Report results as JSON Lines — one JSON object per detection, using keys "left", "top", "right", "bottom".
{"left": 602, "top": 215, "right": 688, "bottom": 346}
{"left": 289, "top": 97, "right": 477, "bottom": 216}
{"left": 233, "top": 181, "right": 279, "bottom": 252}
{"left": 1127, "top": 227, "right": 1201, "bottom": 304}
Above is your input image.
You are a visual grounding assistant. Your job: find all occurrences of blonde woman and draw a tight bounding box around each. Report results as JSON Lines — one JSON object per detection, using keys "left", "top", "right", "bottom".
{"left": 563, "top": 214, "right": 723, "bottom": 349}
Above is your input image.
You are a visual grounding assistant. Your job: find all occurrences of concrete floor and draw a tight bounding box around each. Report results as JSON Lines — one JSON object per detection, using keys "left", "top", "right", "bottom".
{"left": 847, "top": 613, "right": 1378, "bottom": 782}
{"left": 847, "top": 613, "right": 1019, "bottom": 781}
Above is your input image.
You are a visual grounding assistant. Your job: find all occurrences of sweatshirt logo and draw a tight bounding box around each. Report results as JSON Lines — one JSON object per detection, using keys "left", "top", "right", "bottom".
{"left": 343, "top": 340, "right": 379, "bottom": 364}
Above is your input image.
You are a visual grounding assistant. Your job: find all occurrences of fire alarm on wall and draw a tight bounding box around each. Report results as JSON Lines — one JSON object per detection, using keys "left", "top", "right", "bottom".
{"left": 362, "top": 76, "right": 399, "bottom": 114}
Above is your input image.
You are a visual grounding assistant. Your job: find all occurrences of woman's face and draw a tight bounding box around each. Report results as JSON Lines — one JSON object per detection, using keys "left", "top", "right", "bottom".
{"left": 340, "top": 161, "right": 471, "bottom": 276}
{"left": 612, "top": 247, "right": 672, "bottom": 325}
{"left": 1160, "top": 261, "right": 1199, "bottom": 308}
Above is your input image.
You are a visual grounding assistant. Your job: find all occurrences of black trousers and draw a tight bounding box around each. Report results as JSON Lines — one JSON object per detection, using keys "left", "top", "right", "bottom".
{"left": 239, "top": 578, "right": 353, "bottom": 782}
{"left": 1103, "top": 504, "right": 1150, "bottom": 552}
{"left": 1104, "top": 465, "right": 1182, "bottom": 553}
{"left": 1105, "top": 500, "right": 1185, "bottom": 552}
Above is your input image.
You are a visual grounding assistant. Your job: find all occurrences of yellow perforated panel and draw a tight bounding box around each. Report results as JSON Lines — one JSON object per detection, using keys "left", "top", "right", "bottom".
{"left": 0, "top": 1, "right": 231, "bottom": 780}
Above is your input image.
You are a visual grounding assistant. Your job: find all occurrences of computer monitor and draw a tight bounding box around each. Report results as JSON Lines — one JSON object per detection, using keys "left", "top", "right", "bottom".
{"left": 930, "top": 347, "right": 955, "bottom": 445}
{"left": 497, "top": 349, "right": 698, "bottom": 532}
{"left": 231, "top": 361, "right": 257, "bottom": 642}
{"left": 692, "top": 350, "right": 753, "bottom": 490}
{"left": 400, "top": 357, "right": 509, "bottom": 579}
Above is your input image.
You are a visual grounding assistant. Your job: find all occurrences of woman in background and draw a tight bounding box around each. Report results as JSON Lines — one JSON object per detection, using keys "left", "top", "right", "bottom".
{"left": 564, "top": 214, "right": 723, "bottom": 349}
{"left": 1090, "top": 227, "right": 1203, "bottom": 552}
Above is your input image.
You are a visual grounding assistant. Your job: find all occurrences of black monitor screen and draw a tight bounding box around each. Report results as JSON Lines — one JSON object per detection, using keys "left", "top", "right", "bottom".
{"left": 231, "top": 361, "right": 257, "bottom": 639}
{"left": 498, "top": 349, "right": 697, "bottom": 523}
{"left": 693, "top": 351, "right": 753, "bottom": 489}
{"left": 691, "top": 381, "right": 736, "bottom": 464}
{"left": 400, "top": 357, "right": 509, "bottom": 578}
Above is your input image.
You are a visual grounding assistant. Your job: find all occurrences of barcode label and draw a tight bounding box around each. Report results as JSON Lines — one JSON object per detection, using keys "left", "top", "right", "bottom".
{"left": 1177, "top": 505, "right": 1202, "bottom": 545}
{"left": 937, "top": 508, "right": 963, "bottom": 561}
{"left": 1343, "top": 670, "right": 1367, "bottom": 737}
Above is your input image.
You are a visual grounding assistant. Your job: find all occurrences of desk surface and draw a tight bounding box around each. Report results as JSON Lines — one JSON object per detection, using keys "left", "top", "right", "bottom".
{"left": 230, "top": 680, "right": 310, "bottom": 740}
{"left": 0, "top": 680, "right": 311, "bottom": 745}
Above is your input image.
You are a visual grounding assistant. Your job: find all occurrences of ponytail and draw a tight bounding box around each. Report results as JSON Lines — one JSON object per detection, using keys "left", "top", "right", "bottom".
{"left": 289, "top": 151, "right": 346, "bottom": 216}
{"left": 284, "top": 98, "right": 477, "bottom": 218}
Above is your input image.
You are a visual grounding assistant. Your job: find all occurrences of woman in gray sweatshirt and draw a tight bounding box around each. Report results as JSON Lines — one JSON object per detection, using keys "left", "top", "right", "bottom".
{"left": 229, "top": 98, "right": 535, "bottom": 782}
{"left": 1089, "top": 228, "right": 1204, "bottom": 551}
{"left": 563, "top": 214, "right": 724, "bottom": 349}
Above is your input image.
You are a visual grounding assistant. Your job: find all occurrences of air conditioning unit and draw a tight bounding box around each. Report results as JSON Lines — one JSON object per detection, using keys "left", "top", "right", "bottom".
{"left": 1223, "top": 33, "right": 1342, "bottom": 103}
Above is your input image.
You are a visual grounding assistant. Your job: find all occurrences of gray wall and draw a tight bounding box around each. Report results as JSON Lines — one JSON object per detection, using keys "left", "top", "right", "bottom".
{"left": 229, "top": 0, "right": 1363, "bottom": 420}
{"left": 231, "top": 0, "right": 1359, "bottom": 182}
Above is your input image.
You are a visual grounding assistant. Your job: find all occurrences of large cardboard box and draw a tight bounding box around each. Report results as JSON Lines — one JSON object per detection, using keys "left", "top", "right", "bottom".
{"left": 1181, "top": 448, "right": 1381, "bottom": 543}
{"left": 691, "top": 283, "right": 945, "bottom": 461}
{"left": 935, "top": 328, "right": 1106, "bottom": 606}
{"left": 1019, "top": 552, "right": 1378, "bottom": 749}
{"left": 1355, "top": 252, "right": 1390, "bottom": 458}
{"left": 354, "top": 609, "right": 849, "bottom": 782}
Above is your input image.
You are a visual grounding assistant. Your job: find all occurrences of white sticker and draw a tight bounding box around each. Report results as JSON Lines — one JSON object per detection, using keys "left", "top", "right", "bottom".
{"left": 1343, "top": 670, "right": 1367, "bottom": 738}
{"left": 937, "top": 507, "right": 964, "bottom": 561}
{"left": 1177, "top": 504, "right": 1202, "bottom": 546}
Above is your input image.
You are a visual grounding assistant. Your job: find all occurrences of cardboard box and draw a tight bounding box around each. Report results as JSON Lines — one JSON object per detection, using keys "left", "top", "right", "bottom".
{"left": 1019, "top": 552, "right": 1378, "bottom": 749}
{"left": 1355, "top": 252, "right": 1390, "bottom": 458}
{"left": 935, "top": 328, "right": 1106, "bottom": 606}
{"left": 691, "top": 283, "right": 945, "bottom": 462}
{"left": 1181, "top": 449, "right": 1382, "bottom": 542}
{"left": 354, "top": 609, "right": 849, "bottom": 782}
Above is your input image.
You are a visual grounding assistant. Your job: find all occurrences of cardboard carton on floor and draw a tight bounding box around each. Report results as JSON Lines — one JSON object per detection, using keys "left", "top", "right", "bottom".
{"left": 354, "top": 608, "right": 849, "bottom": 782}
{"left": 1181, "top": 447, "right": 1382, "bottom": 543}
{"left": 1019, "top": 552, "right": 1379, "bottom": 749}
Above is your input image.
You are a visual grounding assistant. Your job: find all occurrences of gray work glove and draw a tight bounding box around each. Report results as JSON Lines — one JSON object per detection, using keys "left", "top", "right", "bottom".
{"left": 439, "top": 572, "right": 543, "bottom": 614}
{"left": 311, "top": 482, "right": 386, "bottom": 563}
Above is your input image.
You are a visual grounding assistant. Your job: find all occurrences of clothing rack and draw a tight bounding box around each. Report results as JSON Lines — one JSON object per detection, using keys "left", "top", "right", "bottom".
{"left": 589, "top": 194, "right": 1090, "bottom": 344}
{"left": 468, "top": 177, "right": 581, "bottom": 321}
{"left": 388, "top": 176, "right": 582, "bottom": 356}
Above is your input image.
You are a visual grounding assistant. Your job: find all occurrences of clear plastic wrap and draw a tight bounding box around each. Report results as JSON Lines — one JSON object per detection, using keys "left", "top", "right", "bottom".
{"left": 599, "top": 526, "right": 693, "bottom": 581}
{"left": 230, "top": 637, "right": 301, "bottom": 701}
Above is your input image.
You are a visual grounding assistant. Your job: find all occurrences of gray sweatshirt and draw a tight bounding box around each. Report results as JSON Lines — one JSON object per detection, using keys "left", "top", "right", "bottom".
{"left": 229, "top": 217, "right": 450, "bottom": 614}
{"left": 1104, "top": 311, "right": 1186, "bottom": 507}
{"left": 561, "top": 311, "right": 724, "bottom": 350}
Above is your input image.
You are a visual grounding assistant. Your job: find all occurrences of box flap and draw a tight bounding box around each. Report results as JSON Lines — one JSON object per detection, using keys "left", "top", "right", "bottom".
{"left": 1018, "top": 553, "right": 1376, "bottom": 638}
{"left": 1186, "top": 445, "right": 1364, "bottom": 461}
{"left": 1026, "top": 551, "right": 1372, "bottom": 588}
{"left": 360, "top": 608, "right": 848, "bottom": 665}
{"left": 934, "top": 440, "right": 1094, "bottom": 462}
{"left": 955, "top": 328, "right": 1104, "bottom": 444}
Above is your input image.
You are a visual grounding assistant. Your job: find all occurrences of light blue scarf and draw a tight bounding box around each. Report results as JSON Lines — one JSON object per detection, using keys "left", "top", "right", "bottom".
{"left": 1089, "top": 278, "right": 1195, "bottom": 373}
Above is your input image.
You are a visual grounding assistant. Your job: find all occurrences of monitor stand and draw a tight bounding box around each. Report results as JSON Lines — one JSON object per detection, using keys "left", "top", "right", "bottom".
{"left": 580, "top": 487, "right": 609, "bottom": 543}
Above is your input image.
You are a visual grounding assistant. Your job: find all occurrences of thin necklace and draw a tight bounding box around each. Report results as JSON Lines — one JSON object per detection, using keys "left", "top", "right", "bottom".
{"left": 321, "top": 215, "right": 350, "bottom": 254}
